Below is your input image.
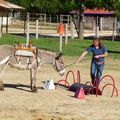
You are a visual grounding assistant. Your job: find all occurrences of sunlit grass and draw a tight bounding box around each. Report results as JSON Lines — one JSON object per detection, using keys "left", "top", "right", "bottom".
{"left": 0, "top": 33, "right": 120, "bottom": 59}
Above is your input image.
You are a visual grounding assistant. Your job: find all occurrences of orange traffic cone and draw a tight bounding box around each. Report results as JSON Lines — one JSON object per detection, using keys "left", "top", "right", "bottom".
{"left": 58, "top": 23, "right": 64, "bottom": 35}
{"left": 74, "top": 87, "right": 85, "bottom": 99}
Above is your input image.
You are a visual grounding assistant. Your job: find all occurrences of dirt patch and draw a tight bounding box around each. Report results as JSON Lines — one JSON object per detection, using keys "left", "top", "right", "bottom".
{"left": 0, "top": 57, "right": 120, "bottom": 120}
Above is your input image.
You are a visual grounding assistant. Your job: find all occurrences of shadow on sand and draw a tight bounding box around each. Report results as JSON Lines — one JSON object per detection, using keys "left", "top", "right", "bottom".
{"left": 4, "top": 83, "right": 32, "bottom": 92}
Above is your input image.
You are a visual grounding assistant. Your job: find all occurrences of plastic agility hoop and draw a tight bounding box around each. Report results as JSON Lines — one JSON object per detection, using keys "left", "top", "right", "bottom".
{"left": 56, "top": 70, "right": 118, "bottom": 98}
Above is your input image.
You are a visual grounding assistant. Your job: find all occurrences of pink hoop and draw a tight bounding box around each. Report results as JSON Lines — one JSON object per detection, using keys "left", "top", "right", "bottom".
{"left": 55, "top": 80, "right": 70, "bottom": 89}
{"left": 96, "top": 75, "right": 118, "bottom": 97}
{"left": 101, "top": 83, "right": 118, "bottom": 97}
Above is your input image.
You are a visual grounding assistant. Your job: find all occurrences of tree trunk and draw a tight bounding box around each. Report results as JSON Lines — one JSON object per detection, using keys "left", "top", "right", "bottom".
{"left": 78, "top": 11, "right": 84, "bottom": 40}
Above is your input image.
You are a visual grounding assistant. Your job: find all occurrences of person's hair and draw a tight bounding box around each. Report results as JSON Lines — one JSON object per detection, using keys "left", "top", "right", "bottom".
{"left": 93, "top": 38, "right": 102, "bottom": 48}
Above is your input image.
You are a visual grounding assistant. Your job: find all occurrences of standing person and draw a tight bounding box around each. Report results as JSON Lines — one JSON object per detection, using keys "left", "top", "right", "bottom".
{"left": 76, "top": 38, "right": 108, "bottom": 86}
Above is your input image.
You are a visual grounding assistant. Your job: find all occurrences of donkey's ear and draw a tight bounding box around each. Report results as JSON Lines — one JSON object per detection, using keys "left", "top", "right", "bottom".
{"left": 55, "top": 53, "right": 63, "bottom": 59}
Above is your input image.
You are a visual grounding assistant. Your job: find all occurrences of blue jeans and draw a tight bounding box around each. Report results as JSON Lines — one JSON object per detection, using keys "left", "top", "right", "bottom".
{"left": 90, "top": 61, "right": 104, "bottom": 86}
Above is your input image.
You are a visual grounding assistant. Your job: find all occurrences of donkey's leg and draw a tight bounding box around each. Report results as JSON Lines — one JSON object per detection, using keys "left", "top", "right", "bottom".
{"left": 0, "top": 79, "right": 4, "bottom": 91}
{"left": 30, "top": 60, "right": 38, "bottom": 92}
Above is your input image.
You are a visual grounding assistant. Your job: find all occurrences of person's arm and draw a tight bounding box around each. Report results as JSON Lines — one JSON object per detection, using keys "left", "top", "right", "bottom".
{"left": 94, "top": 51, "right": 108, "bottom": 59}
{"left": 76, "top": 51, "right": 88, "bottom": 63}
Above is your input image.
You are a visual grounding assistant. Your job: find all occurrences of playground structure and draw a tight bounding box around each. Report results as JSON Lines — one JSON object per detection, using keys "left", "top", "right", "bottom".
{"left": 55, "top": 70, "right": 118, "bottom": 98}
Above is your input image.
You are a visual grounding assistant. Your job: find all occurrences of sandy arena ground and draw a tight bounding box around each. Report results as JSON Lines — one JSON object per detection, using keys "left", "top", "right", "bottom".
{"left": 0, "top": 57, "right": 120, "bottom": 120}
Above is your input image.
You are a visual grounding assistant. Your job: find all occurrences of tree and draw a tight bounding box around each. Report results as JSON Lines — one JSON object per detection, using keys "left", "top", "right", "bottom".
{"left": 31, "top": 0, "right": 61, "bottom": 14}
{"left": 7, "top": 0, "right": 120, "bottom": 39}
{"left": 7, "top": 0, "right": 32, "bottom": 11}
{"left": 60, "top": 0, "right": 120, "bottom": 39}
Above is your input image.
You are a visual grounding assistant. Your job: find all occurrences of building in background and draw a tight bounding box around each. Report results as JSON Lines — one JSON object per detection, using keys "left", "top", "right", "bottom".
{"left": 0, "top": 0, "right": 24, "bottom": 33}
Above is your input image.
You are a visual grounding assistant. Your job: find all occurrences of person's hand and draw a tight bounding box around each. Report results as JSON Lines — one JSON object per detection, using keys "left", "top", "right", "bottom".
{"left": 94, "top": 55, "right": 100, "bottom": 59}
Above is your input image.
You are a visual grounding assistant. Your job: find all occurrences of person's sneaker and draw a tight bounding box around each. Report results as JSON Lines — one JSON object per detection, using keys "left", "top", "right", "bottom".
{"left": 90, "top": 87, "right": 102, "bottom": 95}
{"left": 98, "top": 89, "right": 102, "bottom": 95}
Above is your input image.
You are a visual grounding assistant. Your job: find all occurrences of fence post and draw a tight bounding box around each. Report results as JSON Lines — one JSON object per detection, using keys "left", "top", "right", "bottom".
{"left": 57, "top": 15, "right": 59, "bottom": 23}
{"left": 35, "top": 18, "right": 39, "bottom": 39}
{"left": 71, "top": 21, "right": 75, "bottom": 39}
{"left": 59, "top": 35, "right": 63, "bottom": 52}
{"left": 58, "top": 23, "right": 64, "bottom": 52}
{"left": 95, "top": 16, "right": 99, "bottom": 38}
{"left": 26, "top": 12, "right": 30, "bottom": 46}
{"left": 100, "top": 17, "right": 103, "bottom": 31}
{"left": 24, "top": 14, "right": 26, "bottom": 34}
{"left": 0, "top": 17, "right": 2, "bottom": 38}
{"left": 112, "top": 17, "right": 117, "bottom": 41}
{"left": 96, "top": 26, "right": 99, "bottom": 38}
{"left": 50, "top": 15, "right": 51, "bottom": 23}
{"left": 65, "top": 24, "right": 68, "bottom": 44}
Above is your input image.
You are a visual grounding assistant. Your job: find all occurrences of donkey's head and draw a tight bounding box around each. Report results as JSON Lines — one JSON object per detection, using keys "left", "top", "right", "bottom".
{"left": 53, "top": 53, "right": 65, "bottom": 76}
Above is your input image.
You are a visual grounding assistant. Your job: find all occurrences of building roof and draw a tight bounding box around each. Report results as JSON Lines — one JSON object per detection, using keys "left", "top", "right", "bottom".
{"left": 70, "top": 8, "right": 114, "bottom": 16}
{"left": 0, "top": 0, "right": 24, "bottom": 9}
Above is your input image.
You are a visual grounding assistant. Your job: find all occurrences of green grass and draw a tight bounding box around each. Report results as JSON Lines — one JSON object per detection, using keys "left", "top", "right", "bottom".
{"left": 0, "top": 34, "right": 120, "bottom": 59}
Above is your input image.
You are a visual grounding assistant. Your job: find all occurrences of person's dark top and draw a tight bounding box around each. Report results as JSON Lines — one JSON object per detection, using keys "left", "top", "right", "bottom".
{"left": 86, "top": 44, "right": 107, "bottom": 63}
